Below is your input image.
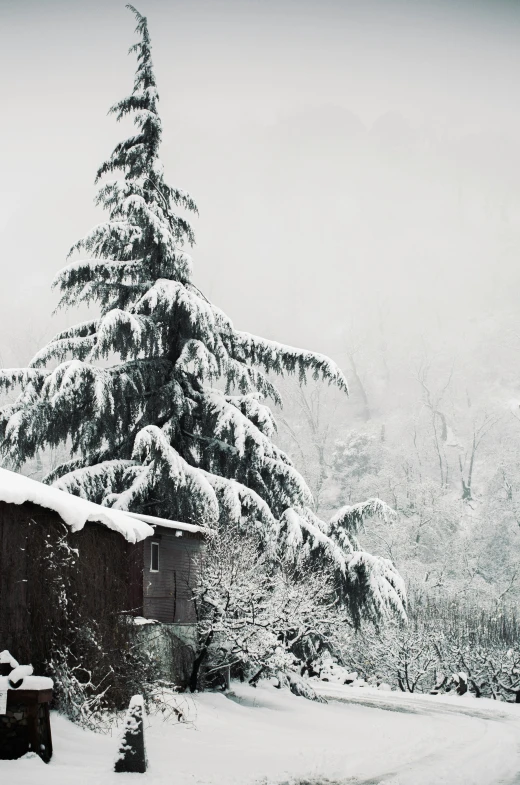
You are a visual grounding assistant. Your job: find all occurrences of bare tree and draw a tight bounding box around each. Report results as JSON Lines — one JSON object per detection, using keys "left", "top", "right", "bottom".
{"left": 458, "top": 413, "right": 499, "bottom": 502}
{"left": 344, "top": 339, "right": 371, "bottom": 422}
{"left": 277, "top": 380, "right": 342, "bottom": 514}
{"left": 414, "top": 358, "right": 453, "bottom": 489}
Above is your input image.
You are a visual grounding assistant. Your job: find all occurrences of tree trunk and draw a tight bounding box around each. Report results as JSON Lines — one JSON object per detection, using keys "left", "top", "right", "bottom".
{"left": 189, "top": 630, "right": 213, "bottom": 692}
{"left": 248, "top": 666, "right": 266, "bottom": 687}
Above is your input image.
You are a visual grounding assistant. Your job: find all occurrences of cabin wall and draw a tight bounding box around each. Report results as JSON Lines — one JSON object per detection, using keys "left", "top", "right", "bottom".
{"left": 0, "top": 501, "right": 136, "bottom": 669}
{"left": 143, "top": 529, "right": 203, "bottom": 624}
{"left": 0, "top": 501, "right": 30, "bottom": 661}
{"left": 128, "top": 540, "right": 144, "bottom": 617}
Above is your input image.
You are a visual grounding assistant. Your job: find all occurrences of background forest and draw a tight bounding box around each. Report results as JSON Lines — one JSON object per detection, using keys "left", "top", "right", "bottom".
{"left": 276, "top": 317, "right": 520, "bottom": 608}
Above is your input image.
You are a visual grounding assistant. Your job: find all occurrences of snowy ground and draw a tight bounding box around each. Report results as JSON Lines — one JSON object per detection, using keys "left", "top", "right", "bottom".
{"left": 3, "top": 681, "right": 520, "bottom": 784}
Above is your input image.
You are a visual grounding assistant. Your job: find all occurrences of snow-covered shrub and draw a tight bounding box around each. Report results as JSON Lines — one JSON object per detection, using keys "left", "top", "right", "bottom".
{"left": 316, "top": 657, "right": 357, "bottom": 684}
{"left": 143, "top": 682, "right": 194, "bottom": 724}
{"left": 47, "top": 619, "right": 171, "bottom": 730}
{"left": 283, "top": 672, "right": 327, "bottom": 703}
{"left": 350, "top": 623, "right": 438, "bottom": 693}
{"left": 414, "top": 597, "right": 520, "bottom": 700}
{"left": 335, "top": 597, "right": 520, "bottom": 699}
{"left": 435, "top": 638, "right": 520, "bottom": 701}
{"left": 191, "top": 522, "right": 353, "bottom": 694}
{"left": 47, "top": 640, "right": 114, "bottom": 732}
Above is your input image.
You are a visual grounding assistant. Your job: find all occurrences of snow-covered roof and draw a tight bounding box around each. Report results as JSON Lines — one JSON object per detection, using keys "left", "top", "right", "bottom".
{"left": 0, "top": 467, "right": 209, "bottom": 542}
{"left": 0, "top": 467, "right": 155, "bottom": 543}
{"left": 124, "top": 510, "right": 208, "bottom": 535}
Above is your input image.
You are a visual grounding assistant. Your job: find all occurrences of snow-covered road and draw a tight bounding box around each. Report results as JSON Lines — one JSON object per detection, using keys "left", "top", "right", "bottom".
{"left": 2, "top": 681, "right": 520, "bottom": 784}
{"left": 315, "top": 683, "right": 520, "bottom": 784}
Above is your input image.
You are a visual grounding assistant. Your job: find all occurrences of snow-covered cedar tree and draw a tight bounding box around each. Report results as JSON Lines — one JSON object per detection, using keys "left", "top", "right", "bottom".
{"left": 0, "top": 5, "right": 404, "bottom": 623}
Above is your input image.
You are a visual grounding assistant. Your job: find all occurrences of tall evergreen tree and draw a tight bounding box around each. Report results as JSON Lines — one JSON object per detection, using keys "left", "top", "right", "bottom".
{"left": 0, "top": 6, "right": 404, "bottom": 621}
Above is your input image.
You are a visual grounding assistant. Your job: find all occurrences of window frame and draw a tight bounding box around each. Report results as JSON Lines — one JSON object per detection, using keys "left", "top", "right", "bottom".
{"left": 150, "top": 541, "right": 160, "bottom": 573}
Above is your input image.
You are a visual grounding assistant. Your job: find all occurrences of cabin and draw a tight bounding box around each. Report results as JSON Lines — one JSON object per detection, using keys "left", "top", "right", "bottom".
{"left": 125, "top": 510, "right": 205, "bottom": 624}
{"left": 0, "top": 468, "right": 206, "bottom": 684}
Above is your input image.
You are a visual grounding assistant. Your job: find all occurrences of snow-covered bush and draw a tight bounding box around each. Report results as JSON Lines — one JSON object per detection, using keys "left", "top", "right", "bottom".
{"left": 344, "top": 622, "right": 438, "bottom": 693}
{"left": 333, "top": 598, "right": 520, "bottom": 700}
{"left": 435, "top": 638, "right": 520, "bottom": 701}
{"left": 191, "top": 522, "right": 353, "bottom": 693}
{"left": 316, "top": 657, "right": 358, "bottom": 685}
{"left": 47, "top": 618, "right": 176, "bottom": 730}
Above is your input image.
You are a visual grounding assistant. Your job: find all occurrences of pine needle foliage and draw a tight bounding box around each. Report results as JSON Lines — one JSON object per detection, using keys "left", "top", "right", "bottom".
{"left": 0, "top": 6, "right": 404, "bottom": 623}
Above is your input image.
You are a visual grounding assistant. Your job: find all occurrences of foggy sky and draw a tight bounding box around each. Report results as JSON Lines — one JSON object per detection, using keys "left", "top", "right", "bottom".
{"left": 1, "top": 0, "right": 520, "bottom": 369}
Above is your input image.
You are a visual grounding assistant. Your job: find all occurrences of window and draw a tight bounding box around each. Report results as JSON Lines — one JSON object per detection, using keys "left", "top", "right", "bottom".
{"left": 150, "top": 541, "right": 160, "bottom": 572}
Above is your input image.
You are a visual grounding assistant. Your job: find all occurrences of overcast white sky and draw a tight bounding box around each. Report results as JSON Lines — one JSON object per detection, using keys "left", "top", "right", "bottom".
{"left": 1, "top": 0, "right": 520, "bottom": 367}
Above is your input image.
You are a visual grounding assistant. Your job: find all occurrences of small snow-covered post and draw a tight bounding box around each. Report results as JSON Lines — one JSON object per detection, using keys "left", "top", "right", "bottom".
{"left": 452, "top": 672, "right": 468, "bottom": 696}
{"left": 114, "top": 695, "right": 147, "bottom": 774}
